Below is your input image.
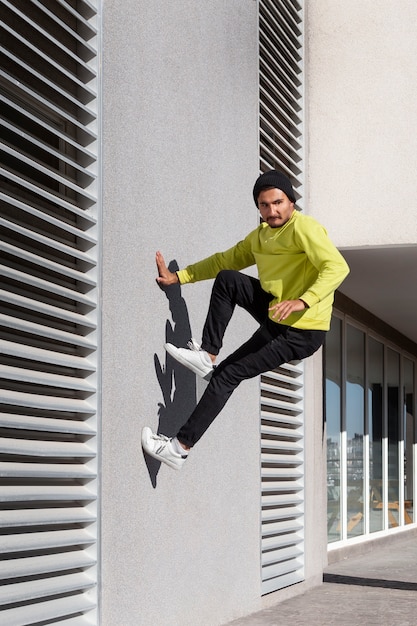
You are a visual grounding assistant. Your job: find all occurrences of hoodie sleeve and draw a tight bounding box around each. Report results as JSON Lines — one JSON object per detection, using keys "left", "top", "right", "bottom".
{"left": 176, "top": 232, "right": 256, "bottom": 284}
{"left": 294, "top": 217, "right": 350, "bottom": 307}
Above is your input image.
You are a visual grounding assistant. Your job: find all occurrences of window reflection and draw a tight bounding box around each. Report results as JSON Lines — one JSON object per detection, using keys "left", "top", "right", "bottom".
{"left": 346, "top": 326, "right": 365, "bottom": 537}
{"left": 325, "top": 315, "right": 416, "bottom": 545}
{"left": 403, "top": 358, "right": 414, "bottom": 524}
{"left": 387, "top": 349, "right": 400, "bottom": 528}
{"left": 368, "top": 338, "right": 384, "bottom": 532}
{"left": 326, "top": 318, "right": 342, "bottom": 542}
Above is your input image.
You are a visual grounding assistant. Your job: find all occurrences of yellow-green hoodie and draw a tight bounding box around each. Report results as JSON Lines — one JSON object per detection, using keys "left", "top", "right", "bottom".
{"left": 176, "top": 211, "right": 350, "bottom": 330}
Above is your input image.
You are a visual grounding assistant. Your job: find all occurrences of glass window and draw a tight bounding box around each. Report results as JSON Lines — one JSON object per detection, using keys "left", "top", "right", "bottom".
{"left": 326, "top": 318, "right": 342, "bottom": 542}
{"left": 403, "top": 358, "right": 414, "bottom": 524}
{"left": 387, "top": 349, "right": 400, "bottom": 528}
{"left": 346, "top": 326, "right": 365, "bottom": 537}
{"left": 325, "top": 314, "right": 416, "bottom": 545}
{"left": 368, "top": 338, "right": 384, "bottom": 532}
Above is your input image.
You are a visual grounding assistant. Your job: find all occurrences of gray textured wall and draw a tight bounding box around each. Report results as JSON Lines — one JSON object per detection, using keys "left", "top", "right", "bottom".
{"left": 101, "top": 2, "right": 264, "bottom": 624}
{"left": 306, "top": 0, "right": 417, "bottom": 248}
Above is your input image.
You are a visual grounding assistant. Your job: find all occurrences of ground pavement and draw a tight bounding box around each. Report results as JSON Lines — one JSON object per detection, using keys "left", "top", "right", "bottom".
{"left": 228, "top": 530, "right": 417, "bottom": 626}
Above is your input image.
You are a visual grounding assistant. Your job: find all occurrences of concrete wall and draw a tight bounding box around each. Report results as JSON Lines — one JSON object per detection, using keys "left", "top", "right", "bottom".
{"left": 306, "top": 0, "right": 417, "bottom": 248}
{"left": 99, "top": 2, "right": 334, "bottom": 624}
{"left": 101, "top": 2, "right": 263, "bottom": 624}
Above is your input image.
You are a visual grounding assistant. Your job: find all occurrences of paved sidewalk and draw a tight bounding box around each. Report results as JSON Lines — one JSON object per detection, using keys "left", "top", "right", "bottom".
{"left": 228, "top": 531, "right": 417, "bottom": 626}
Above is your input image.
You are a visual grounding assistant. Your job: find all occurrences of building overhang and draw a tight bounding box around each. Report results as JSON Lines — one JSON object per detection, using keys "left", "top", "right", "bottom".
{"left": 337, "top": 245, "right": 417, "bottom": 347}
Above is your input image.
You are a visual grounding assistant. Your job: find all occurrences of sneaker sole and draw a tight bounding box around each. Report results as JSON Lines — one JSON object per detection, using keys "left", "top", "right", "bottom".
{"left": 165, "top": 343, "right": 213, "bottom": 378}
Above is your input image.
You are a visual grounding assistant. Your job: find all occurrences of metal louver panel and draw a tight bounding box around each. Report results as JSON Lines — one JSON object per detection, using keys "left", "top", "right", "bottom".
{"left": 258, "top": 0, "right": 305, "bottom": 595}
{"left": 260, "top": 362, "right": 305, "bottom": 594}
{"left": 259, "top": 0, "right": 304, "bottom": 209}
{"left": 0, "top": 0, "right": 99, "bottom": 623}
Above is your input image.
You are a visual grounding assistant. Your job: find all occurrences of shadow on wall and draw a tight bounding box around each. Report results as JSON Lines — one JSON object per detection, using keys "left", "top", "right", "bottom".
{"left": 143, "top": 260, "right": 197, "bottom": 487}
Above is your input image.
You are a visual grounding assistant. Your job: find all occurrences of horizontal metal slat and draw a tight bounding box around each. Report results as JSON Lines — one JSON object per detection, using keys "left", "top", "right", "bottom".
{"left": 262, "top": 544, "right": 303, "bottom": 568}
{"left": 47, "top": 617, "right": 93, "bottom": 626}
{"left": 1, "top": 390, "right": 95, "bottom": 413}
{"left": 0, "top": 142, "right": 96, "bottom": 203}
{"left": 0, "top": 594, "right": 96, "bottom": 626}
{"left": 0, "top": 507, "right": 95, "bottom": 528}
{"left": 1, "top": 190, "right": 97, "bottom": 244}
{"left": 260, "top": 148, "right": 298, "bottom": 183}
{"left": 261, "top": 452, "right": 302, "bottom": 466}
{"left": 0, "top": 437, "right": 95, "bottom": 459}
{"left": 0, "top": 485, "right": 96, "bottom": 503}
{"left": 262, "top": 368, "right": 303, "bottom": 387}
{"left": 0, "top": 313, "right": 96, "bottom": 350}
{"left": 1, "top": 362, "right": 95, "bottom": 394}
{"left": 0, "top": 290, "right": 96, "bottom": 329}
{"left": 262, "top": 570, "right": 304, "bottom": 595}
{"left": 0, "top": 70, "right": 96, "bottom": 145}
{"left": 1, "top": 265, "right": 96, "bottom": 307}
{"left": 262, "top": 493, "right": 303, "bottom": 508}
{"left": 261, "top": 413, "right": 302, "bottom": 427}
{"left": 1, "top": 19, "right": 96, "bottom": 100}
{"left": 262, "top": 466, "right": 303, "bottom": 479}
{"left": 260, "top": 381, "right": 303, "bottom": 402}
{"left": 262, "top": 557, "right": 301, "bottom": 582}
{"left": 260, "top": 22, "right": 301, "bottom": 69}
{"left": 28, "top": 0, "right": 96, "bottom": 58}
{"left": 1, "top": 241, "right": 96, "bottom": 288}
{"left": 0, "top": 165, "right": 97, "bottom": 217}
{"left": 260, "top": 44, "right": 301, "bottom": 89}
{"left": 0, "top": 46, "right": 96, "bottom": 118}
{"left": 260, "top": 381, "right": 303, "bottom": 404}
{"left": 260, "top": 110, "right": 302, "bottom": 154}
{"left": 261, "top": 519, "right": 303, "bottom": 541}
{"left": 262, "top": 536, "right": 303, "bottom": 558}
{"left": 259, "top": 128, "right": 302, "bottom": 172}
{"left": 259, "top": 47, "right": 301, "bottom": 97}
{"left": 0, "top": 339, "right": 96, "bottom": 371}
{"left": 260, "top": 411, "right": 303, "bottom": 427}
{"left": 2, "top": 0, "right": 96, "bottom": 78}
{"left": 261, "top": 438, "right": 303, "bottom": 453}
{"left": 0, "top": 118, "right": 96, "bottom": 183}
{"left": 0, "top": 461, "right": 95, "bottom": 479}
{"left": 0, "top": 93, "right": 95, "bottom": 162}
{"left": 261, "top": 425, "right": 302, "bottom": 440}
{"left": 0, "top": 412, "right": 95, "bottom": 435}
{"left": 260, "top": 94, "right": 301, "bottom": 144}
{"left": 0, "top": 528, "right": 95, "bottom": 555}
{"left": 260, "top": 122, "right": 302, "bottom": 169}
{"left": 260, "top": 7, "right": 301, "bottom": 53}
{"left": 262, "top": 506, "right": 303, "bottom": 526}
{"left": 260, "top": 79, "right": 301, "bottom": 118}
{"left": 0, "top": 549, "right": 96, "bottom": 580}
{"left": 275, "top": 0, "right": 302, "bottom": 32}
{"left": 262, "top": 480, "right": 303, "bottom": 493}
{"left": 57, "top": 0, "right": 98, "bottom": 37}
{"left": 0, "top": 572, "right": 95, "bottom": 608}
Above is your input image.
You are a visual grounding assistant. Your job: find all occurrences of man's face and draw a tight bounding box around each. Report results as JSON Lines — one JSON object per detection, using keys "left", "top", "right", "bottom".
{"left": 257, "top": 188, "right": 295, "bottom": 228}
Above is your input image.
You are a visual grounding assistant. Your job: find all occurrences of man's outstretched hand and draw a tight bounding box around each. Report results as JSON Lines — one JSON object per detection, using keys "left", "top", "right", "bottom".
{"left": 155, "top": 251, "right": 179, "bottom": 286}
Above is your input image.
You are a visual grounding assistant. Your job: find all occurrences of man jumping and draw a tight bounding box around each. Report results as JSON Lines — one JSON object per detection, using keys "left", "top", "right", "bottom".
{"left": 142, "top": 170, "right": 349, "bottom": 469}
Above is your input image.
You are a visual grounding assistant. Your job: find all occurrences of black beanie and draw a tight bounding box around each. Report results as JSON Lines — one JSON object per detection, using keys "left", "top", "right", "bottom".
{"left": 252, "top": 170, "right": 296, "bottom": 205}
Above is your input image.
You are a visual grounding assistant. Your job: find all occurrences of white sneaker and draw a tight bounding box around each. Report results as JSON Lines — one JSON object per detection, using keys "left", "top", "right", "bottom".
{"left": 165, "top": 339, "right": 214, "bottom": 379}
{"left": 141, "top": 427, "right": 188, "bottom": 470}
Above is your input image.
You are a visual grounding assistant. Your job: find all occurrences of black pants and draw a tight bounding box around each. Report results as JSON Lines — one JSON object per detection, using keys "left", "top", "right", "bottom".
{"left": 177, "top": 270, "right": 326, "bottom": 447}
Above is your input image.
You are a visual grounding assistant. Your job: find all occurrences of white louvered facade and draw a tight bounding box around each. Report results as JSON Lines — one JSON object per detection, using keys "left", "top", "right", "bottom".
{"left": 259, "top": 0, "right": 304, "bottom": 209}
{"left": 0, "top": 1, "right": 100, "bottom": 624}
{"left": 260, "top": 362, "right": 305, "bottom": 594}
{"left": 258, "top": 0, "right": 305, "bottom": 595}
